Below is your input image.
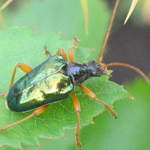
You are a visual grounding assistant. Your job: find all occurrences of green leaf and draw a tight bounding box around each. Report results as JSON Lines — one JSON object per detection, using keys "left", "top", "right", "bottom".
{"left": 0, "top": 27, "right": 133, "bottom": 148}
{"left": 76, "top": 77, "right": 150, "bottom": 150}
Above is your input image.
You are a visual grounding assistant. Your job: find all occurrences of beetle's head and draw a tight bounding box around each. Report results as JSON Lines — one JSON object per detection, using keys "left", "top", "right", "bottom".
{"left": 86, "top": 60, "right": 108, "bottom": 77}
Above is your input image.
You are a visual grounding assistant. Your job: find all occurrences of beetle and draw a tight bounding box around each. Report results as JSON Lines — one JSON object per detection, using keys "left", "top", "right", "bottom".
{"left": 0, "top": 0, "right": 149, "bottom": 149}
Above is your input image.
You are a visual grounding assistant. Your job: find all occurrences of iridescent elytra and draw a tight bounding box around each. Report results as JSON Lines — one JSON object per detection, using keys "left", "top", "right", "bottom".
{"left": 0, "top": 0, "right": 149, "bottom": 149}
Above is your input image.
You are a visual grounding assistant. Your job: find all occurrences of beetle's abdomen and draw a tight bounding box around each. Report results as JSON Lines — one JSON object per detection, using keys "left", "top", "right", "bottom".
{"left": 7, "top": 54, "right": 74, "bottom": 112}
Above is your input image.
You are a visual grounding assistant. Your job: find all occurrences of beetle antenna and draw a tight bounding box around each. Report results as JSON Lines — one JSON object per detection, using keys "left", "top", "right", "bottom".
{"left": 101, "top": 63, "right": 149, "bottom": 83}
{"left": 98, "top": 0, "right": 120, "bottom": 64}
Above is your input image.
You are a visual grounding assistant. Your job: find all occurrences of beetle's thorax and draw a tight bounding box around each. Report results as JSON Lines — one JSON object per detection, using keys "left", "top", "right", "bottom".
{"left": 67, "top": 60, "right": 107, "bottom": 85}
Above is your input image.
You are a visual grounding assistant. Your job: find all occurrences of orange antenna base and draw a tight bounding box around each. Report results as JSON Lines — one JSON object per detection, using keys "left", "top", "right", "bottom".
{"left": 101, "top": 63, "right": 149, "bottom": 83}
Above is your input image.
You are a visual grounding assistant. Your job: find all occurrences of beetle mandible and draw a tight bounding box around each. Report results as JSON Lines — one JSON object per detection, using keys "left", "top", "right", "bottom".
{"left": 0, "top": 0, "right": 149, "bottom": 149}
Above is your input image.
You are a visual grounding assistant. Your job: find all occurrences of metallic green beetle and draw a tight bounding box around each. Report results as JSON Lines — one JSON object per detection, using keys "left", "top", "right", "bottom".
{"left": 7, "top": 51, "right": 108, "bottom": 113}
{"left": 7, "top": 54, "right": 74, "bottom": 112}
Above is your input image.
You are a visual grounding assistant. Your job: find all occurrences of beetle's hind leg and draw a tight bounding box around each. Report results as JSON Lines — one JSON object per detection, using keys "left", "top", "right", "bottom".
{"left": 79, "top": 85, "right": 117, "bottom": 118}
{"left": 0, "top": 105, "right": 49, "bottom": 132}
{"left": 71, "top": 93, "right": 82, "bottom": 149}
{"left": 9, "top": 63, "right": 33, "bottom": 90}
{"left": 0, "top": 63, "right": 32, "bottom": 97}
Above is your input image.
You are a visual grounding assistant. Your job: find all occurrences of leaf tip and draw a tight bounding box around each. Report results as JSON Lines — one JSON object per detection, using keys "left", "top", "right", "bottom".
{"left": 37, "top": 144, "right": 41, "bottom": 148}
{"left": 19, "top": 147, "right": 23, "bottom": 150}
{"left": 58, "top": 31, "right": 63, "bottom": 34}
{"left": 121, "top": 85, "right": 124, "bottom": 87}
{"left": 0, "top": 146, "right": 4, "bottom": 149}
{"left": 92, "top": 49, "right": 96, "bottom": 52}
{"left": 64, "top": 136, "right": 68, "bottom": 140}
{"left": 132, "top": 97, "right": 136, "bottom": 101}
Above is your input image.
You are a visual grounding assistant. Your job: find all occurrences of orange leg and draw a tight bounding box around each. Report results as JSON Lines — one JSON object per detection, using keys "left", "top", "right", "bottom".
{"left": 71, "top": 93, "right": 81, "bottom": 149}
{"left": 44, "top": 46, "right": 68, "bottom": 61}
{"left": 79, "top": 85, "right": 117, "bottom": 118}
{"left": 9, "top": 63, "right": 32, "bottom": 90}
{"left": 0, "top": 63, "right": 32, "bottom": 97}
{"left": 0, "top": 105, "right": 49, "bottom": 132}
{"left": 68, "top": 38, "right": 78, "bottom": 62}
{"left": 68, "top": 37, "right": 80, "bottom": 62}
{"left": 57, "top": 48, "right": 68, "bottom": 62}
{"left": 68, "top": 47, "right": 75, "bottom": 62}
{"left": 45, "top": 37, "right": 80, "bottom": 62}
{"left": 57, "top": 46, "right": 76, "bottom": 62}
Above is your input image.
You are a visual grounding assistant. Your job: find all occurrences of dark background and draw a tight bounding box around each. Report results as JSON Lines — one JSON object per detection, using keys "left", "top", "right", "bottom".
{"left": 105, "top": 22, "right": 150, "bottom": 83}
{"left": 103, "top": 0, "right": 150, "bottom": 84}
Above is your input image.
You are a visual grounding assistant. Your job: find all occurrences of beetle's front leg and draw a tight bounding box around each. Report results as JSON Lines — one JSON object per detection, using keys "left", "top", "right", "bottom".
{"left": 79, "top": 85, "right": 117, "bottom": 118}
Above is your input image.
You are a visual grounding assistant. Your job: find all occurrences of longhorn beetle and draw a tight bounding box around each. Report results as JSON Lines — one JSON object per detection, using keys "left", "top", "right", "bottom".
{"left": 0, "top": 0, "right": 149, "bottom": 149}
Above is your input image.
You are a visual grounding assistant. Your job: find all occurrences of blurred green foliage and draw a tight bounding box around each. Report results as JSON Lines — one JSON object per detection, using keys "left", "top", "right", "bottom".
{"left": 0, "top": 0, "right": 110, "bottom": 59}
